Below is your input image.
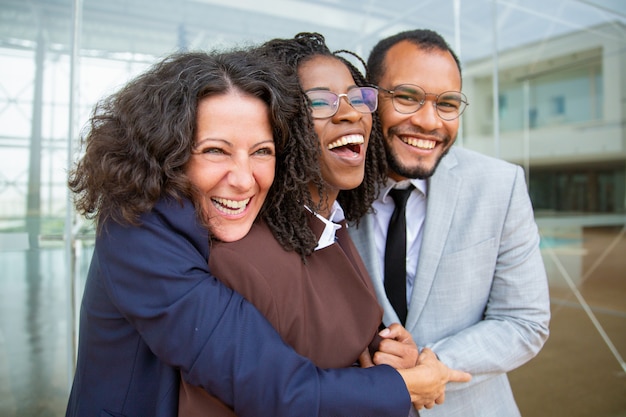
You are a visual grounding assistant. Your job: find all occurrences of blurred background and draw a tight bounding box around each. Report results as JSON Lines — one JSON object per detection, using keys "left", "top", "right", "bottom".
{"left": 0, "top": 0, "right": 624, "bottom": 416}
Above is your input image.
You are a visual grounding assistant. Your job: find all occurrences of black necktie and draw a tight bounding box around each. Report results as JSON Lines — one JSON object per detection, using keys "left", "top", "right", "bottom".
{"left": 384, "top": 186, "right": 414, "bottom": 324}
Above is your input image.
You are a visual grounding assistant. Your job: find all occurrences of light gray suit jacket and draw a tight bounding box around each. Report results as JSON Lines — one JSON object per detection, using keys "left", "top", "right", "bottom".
{"left": 349, "top": 146, "right": 550, "bottom": 417}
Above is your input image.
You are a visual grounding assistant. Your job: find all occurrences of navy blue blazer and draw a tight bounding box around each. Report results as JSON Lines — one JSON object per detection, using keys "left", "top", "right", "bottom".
{"left": 65, "top": 197, "right": 410, "bottom": 417}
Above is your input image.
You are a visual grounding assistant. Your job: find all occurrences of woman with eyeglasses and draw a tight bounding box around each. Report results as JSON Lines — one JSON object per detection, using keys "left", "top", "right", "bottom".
{"left": 179, "top": 32, "right": 470, "bottom": 417}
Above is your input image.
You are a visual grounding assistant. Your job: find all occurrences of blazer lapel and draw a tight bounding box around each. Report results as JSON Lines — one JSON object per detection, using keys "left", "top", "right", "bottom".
{"left": 405, "top": 148, "right": 462, "bottom": 330}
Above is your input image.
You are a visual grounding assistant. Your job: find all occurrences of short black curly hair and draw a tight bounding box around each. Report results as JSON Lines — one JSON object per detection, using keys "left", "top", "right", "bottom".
{"left": 367, "top": 29, "right": 462, "bottom": 86}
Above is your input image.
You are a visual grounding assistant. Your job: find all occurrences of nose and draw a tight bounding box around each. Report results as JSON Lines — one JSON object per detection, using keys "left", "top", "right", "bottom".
{"left": 228, "top": 156, "right": 255, "bottom": 191}
{"left": 409, "top": 98, "right": 443, "bottom": 131}
{"left": 333, "top": 95, "right": 362, "bottom": 122}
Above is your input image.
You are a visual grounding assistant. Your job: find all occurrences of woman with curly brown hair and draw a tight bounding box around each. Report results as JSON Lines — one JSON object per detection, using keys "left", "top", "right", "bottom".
{"left": 179, "top": 33, "right": 470, "bottom": 417}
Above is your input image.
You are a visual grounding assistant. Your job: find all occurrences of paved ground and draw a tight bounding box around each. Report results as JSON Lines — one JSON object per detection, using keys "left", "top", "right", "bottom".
{"left": 511, "top": 226, "right": 626, "bottom": 417}
{"left": 1, "top": 225, "right": 624, "bottom": 416}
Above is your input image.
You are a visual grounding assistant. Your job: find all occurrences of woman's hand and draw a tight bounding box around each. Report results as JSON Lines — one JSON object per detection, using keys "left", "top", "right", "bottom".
{"left": 397, "top": 347, "right": 471, "bottom": 410}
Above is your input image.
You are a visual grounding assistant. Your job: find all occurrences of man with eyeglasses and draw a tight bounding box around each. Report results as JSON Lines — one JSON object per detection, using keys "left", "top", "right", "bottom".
{"left": 349, "top": 29, "right": 551, "bottom": 417}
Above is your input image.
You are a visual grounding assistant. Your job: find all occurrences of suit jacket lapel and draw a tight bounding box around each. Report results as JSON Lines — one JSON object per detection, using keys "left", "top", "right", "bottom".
{"left": 405, "top": 149, "right": 462, "bottom": 331}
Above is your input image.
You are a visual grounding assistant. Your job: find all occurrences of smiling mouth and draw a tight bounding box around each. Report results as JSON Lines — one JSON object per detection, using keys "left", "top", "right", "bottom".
{"left": 400, "top": 136, "right": 436, "bottom": 150}
{"left": 328, "top": 134, "right": 364, "bottom": 155}
{"left": 211, "top": 197, "right": 250, "bottom": 215}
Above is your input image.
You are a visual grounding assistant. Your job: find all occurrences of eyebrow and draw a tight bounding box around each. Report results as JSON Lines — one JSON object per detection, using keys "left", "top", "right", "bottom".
{"left": 304, "top": 84, "right": 359, "bottom": 93}
{"left": 304, "top": 87, "right": 331, "bottom": 93}
{"left": 194, "top": 137, "right": 275, "bottom": 149}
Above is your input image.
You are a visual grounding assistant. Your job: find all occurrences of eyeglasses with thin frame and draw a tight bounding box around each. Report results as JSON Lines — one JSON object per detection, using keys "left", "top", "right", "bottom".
{"left": 377, "top": 84, "right": 468, "bottom": 121}
{"left": 305, "top": 86, "right": 378, "bottom": 119}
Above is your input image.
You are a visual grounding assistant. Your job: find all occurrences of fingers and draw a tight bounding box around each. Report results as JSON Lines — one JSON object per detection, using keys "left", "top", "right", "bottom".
{"left": 419, "top": 347, "right": 471, "bottom": 383}
{"left": 412, "top": 400, "right": 436, "bottom": 410}
{"left": 397, "top": 359, "right": 446, "bottom": 406}
{"left": 358, "top": 348, "right": 374, "bottom": 368}
{"left": 375, "top": 323, "right": 419, "bottom": 368}
{"left": 373, "top": 347, "right": 417, "bottom": 369}
{"left": 413, "top": 400, "right": 436, "bottom": 410}
{"left": 379, "top": 323, "right": 414, "bottom": 344}
{"left": 376, "top": 337, "right": 418, "bottom": 360}
{"left": 373, "top": 339, "right": 419, "bottom": 369}
{"left": 416, "top": 347, "right": 436, "bottom": 364}
{"left": 398, "top": 346, "right": 470, "bottom": 412}
{"left": 448, "top": 368, "right": 472, "bottom": 383}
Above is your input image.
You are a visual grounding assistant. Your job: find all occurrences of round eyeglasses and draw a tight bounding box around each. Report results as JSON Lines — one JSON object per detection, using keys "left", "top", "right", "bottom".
{"left": 305, "top": 86, "right": 378, "bottom": 119}
{"left": 377, "top": 84, "right": 468, "bottom": 121}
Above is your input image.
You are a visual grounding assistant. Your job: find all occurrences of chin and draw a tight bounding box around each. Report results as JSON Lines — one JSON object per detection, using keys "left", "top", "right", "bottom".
{"left": 211, "top": 222, "right": 254, "bottom": 243}
{"left": 215, "top": 232, "right": 246, "bottom": 243}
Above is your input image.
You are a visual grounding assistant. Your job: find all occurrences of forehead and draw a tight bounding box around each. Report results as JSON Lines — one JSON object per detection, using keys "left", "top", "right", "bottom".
{"left": 298, "top": 55, "right": 356, "bottom": 91}
{"left": 195, "top": 92, "right": 272, "bottom": 140}
{"left": 381, "top": 41, "right": 461, "bottom": 92}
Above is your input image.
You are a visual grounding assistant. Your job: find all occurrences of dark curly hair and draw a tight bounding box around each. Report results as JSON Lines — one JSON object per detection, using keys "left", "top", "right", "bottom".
{"left": 68, "top": 49, "right": 320, "bottom": 255}
{"left": 367, "top": 29, "right": 462, "bottom": 86}
{"left": 258, "top": 32, "right": 387, "bottom": 229}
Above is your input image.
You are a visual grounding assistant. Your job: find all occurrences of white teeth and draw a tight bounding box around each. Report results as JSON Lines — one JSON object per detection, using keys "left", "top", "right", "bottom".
{"left": 402, "top": 137, "right": 436, "bottom": 149}
{"left": 212, "top": 197, "right": 250, "bottom": 215}
{"left": 328, "top": 134, "right": 364, "bottom": 150}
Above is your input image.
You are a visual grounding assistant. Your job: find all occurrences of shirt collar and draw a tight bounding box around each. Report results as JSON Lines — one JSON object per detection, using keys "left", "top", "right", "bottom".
{"left": 382, "top": 178, "right": 427, "bottom": 202}
{"left": 306, "top": 200, "right": 344, "bottom": 251}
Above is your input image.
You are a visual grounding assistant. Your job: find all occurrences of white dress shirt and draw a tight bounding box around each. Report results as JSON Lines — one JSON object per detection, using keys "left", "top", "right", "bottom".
{"left": 307, "top": 200, "right": 344, "bottom": 251}
{"left": 371, "top": 178, "right": 427, "bottom": 306}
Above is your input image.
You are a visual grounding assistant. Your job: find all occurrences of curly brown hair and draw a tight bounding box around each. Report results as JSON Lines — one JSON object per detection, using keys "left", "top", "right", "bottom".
{"left": 257, "top": 32, "right": 388, "bottom": 226}
{"left": 68, "top": 49, "right": 321, "bottom": 256}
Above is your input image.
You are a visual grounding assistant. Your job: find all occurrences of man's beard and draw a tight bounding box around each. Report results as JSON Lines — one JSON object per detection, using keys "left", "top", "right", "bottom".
{"left": 386, "top": 148, "right": 449, "bottom": 179}
{"left": 384, "top": 132, "right": 452, "bottom": 179}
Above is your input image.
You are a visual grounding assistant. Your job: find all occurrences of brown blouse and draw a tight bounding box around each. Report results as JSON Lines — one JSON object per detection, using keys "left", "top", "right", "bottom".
{"left": 179, "top": 212, "right": 382, "bottom": 416}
